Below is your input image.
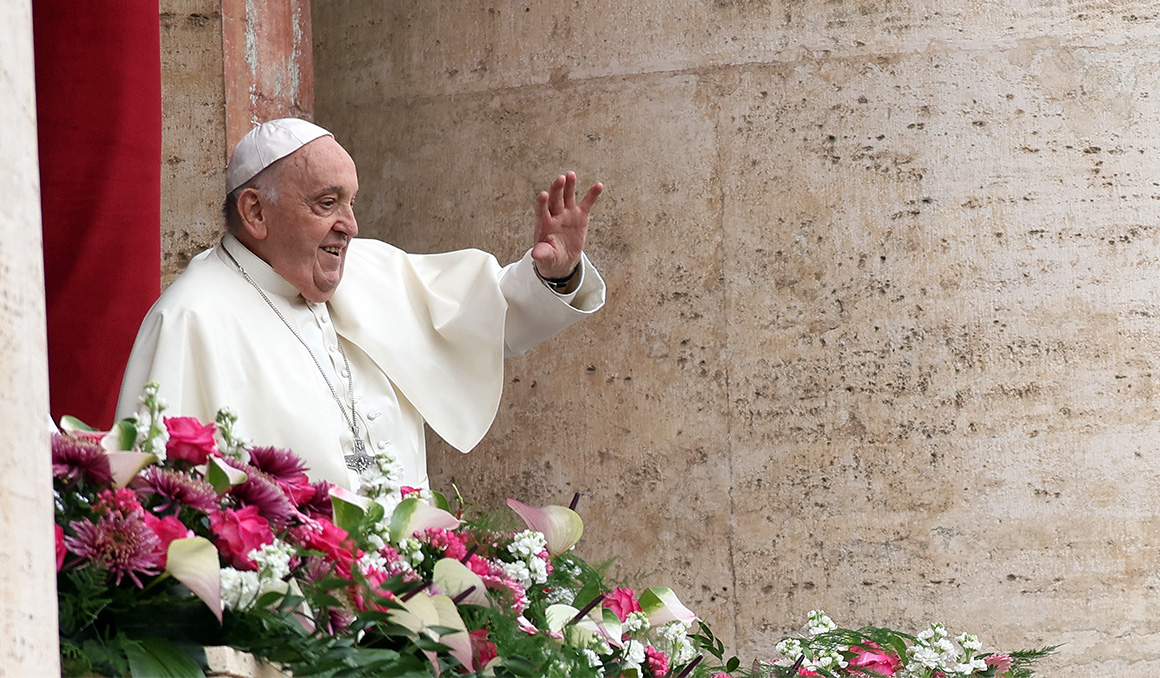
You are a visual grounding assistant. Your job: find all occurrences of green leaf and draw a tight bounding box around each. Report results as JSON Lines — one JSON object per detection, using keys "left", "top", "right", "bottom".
{"left": 122, "top": 635, "right": 206, "bottom": 678}
{"left": 205, "top": 456, "right": 248, "bottom": 494}
{"left": 329, "top": 485, "right": 371, "bottom": 534}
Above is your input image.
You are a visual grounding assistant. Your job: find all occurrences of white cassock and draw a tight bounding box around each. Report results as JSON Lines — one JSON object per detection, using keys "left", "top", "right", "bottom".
{"left": 116, "top": 233, "right": 605, "bottom": 490}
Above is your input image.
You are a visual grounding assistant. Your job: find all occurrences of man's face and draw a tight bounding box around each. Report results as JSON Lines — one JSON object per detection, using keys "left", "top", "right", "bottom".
{"left": 254, "top": 136, "right": 360, "bottom": 303}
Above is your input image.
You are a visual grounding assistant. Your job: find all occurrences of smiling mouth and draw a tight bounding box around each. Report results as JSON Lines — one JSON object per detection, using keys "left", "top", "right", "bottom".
{"left": 321, "top": 245, "right": 343, "bottom": 257}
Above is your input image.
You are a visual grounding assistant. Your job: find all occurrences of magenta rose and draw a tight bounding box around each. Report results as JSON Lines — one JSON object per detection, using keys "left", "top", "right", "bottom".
{"left": 55, "top": 523, "right": 66, "bottom": 571}
{"left": 143, "top": 512, "right": 194, "bottom": 568}
{"left": 604, "top": 587, "right": 642, "bottom": 622}
{"left": 850, "top": 643, "right": 901, "bottom": 676}
{"left": 164, "top": 416, "right": 218, "bottom": 465}
{"left": 209, "top": 505, "right": 274, "bottom": 570}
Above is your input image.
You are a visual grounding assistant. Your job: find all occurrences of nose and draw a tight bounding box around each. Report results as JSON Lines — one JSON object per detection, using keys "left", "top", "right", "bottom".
{"left": 335, "top": 204, "right": 358, "bottom": 238}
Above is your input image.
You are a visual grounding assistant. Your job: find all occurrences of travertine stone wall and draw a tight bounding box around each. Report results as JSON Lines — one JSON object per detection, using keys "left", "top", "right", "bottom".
{"left": 313, "top": 1, "right": 1160, "bottom": 674}
{"left": 159, "top": 0, "right": 229, "bottom": 285}
{"left": 0, "top": 0, "right": 59, "bottom": 673}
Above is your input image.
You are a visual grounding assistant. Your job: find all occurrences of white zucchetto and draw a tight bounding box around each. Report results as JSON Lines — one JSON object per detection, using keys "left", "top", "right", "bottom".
{"left": 225, "top": 118, "right": 333, "bottom": 194}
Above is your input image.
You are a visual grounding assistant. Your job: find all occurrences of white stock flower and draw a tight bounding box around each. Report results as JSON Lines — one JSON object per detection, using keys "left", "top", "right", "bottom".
{"left": 508, "top": 530, "right": 548, "bottom": 559}
{"left": 806, "top": 609, "right": 837, "bottom": 636}
{"left": 500, "top": 559, "right": 533, "bottom": 588}
{"left": 622, "top": 610, "right": 650, "bottom": 635}
{"left": 248, "top": 539, "right": 294, "bottom": 581}
{"left": 220, "top": 567, "right": 262, "bottom": 611}
{"left": 622, "top": 639, "right": 646, "bottom": 671}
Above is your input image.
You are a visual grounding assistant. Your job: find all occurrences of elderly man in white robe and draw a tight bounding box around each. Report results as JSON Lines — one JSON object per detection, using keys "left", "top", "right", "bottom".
{"left": 116, "top": 118, "right": 605, "bottom": 494}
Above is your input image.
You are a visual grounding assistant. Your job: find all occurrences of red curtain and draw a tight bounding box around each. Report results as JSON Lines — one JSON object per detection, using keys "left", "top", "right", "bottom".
{"left": 33, "top": 0, "right": 162, "bottom": 428}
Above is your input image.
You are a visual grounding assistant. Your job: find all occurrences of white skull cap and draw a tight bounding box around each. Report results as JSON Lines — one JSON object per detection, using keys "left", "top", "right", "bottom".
{"left": 225, "top": 118, "right": 334, "bottom": 194}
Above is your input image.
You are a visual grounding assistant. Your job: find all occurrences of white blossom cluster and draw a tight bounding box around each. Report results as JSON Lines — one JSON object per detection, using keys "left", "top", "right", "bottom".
{"left": 502, "top": 530, "right": 550, "bottom": 588}
{"left": 220, "top": 539, "right": 296, "bottom": 611}
{"left": 135, "top": 383, "right": 169, "bottom": 460}
{"left": 581, "top": 647, "right": 605, "bottom": 674}
{"left": 807, "top": 609, "right": 837, "bottom": 636}
{"left": 397, "top": 537, "right": 425, "bottom": 567}
{"left": 620, "top": 639, "right": 647, "bottom": 675}
{"left": 220, "top": 567, "right": 262, "bottom": 611}
{"left": 622, "top": 610, "right": 650, "bottom": 635}
{"left": 654, "top": 620, "right": 698, "bottom": 665}
{"left": 250, "top": 538, "right": 294, "bottom": 581}
{"left": 358, "top": 450, "right": 407, "bottom": 519}
{"left": 896, "top": 624, "right": 988, "bottom": 677}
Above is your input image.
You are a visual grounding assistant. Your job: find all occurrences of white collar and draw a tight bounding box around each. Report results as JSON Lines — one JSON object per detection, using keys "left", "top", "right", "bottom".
{"left": 217, "top": 232, "right": 302, "bottom": 300}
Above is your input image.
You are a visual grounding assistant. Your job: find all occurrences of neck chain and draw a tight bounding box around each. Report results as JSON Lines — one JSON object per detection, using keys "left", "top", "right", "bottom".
{"left": 221, "top": 243, "right": 374, "bottom": 473}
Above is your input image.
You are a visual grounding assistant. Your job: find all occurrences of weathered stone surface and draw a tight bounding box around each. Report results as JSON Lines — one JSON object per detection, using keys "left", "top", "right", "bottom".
{"left": 160, "top": 0, "right": 228, "bottom": 285}
{"left": 309, "top": 2, "right": 1160, "bottom": 674}
{"left": 0, "top": 0, "right": 59, "bottom": 673}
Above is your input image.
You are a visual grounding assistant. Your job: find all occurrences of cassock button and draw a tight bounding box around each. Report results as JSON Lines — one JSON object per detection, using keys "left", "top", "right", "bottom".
{"left": 377, "top": 441, "right": 389, "bottom": 450}
{"left": 367, "top": 411, "right": 381, "bottom": 420}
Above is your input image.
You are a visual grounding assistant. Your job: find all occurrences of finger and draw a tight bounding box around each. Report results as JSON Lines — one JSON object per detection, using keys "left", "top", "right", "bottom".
{"left": 548, "top": 174, "right": 566, "bottom": 215}
{"left": 563, "top": 171, "right": 578, "bottom": 210}
{"left": 534, "top": 190, "right": 551, "bottom": 240}
{"left": 578, "top": 182, "right": 603, "bottom": 213}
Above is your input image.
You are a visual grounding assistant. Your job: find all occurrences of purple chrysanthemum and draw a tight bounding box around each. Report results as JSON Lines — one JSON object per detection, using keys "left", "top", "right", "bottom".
{"left": 246, "top": 446, "right": 309, "bottom": 482}
{"left": 226, "top": 462, "right": 297, "bottom": 528}
{"left": 52, "top": 434, "right": 114, "bottom": 487}
{"left": 300, "top": 480, "right": 334, "bottom": 520}
{"left": 135, "top": 467, "right": 219, "bottom": 513}
{"left": 65, "top": 513, "right": 163, "bottom": 587}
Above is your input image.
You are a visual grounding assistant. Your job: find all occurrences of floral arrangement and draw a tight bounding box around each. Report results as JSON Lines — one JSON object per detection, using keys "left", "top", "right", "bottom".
{"left": 54, "top": 383, "right": 1053, "bottom": 678}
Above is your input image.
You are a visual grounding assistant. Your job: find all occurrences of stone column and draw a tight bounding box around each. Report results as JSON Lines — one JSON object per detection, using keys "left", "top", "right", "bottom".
{"left": 0, "top": 0, "right": 60, "bottom": 673}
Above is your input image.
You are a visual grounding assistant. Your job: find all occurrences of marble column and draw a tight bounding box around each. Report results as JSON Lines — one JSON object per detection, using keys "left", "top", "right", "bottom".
{"left": 0, "top": 0, "right": 60, "bottom": 673}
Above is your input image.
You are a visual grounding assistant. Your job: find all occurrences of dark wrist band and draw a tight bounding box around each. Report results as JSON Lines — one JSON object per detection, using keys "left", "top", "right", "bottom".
{"left": 536, "top": 263, "right": 580, "bottom": 290}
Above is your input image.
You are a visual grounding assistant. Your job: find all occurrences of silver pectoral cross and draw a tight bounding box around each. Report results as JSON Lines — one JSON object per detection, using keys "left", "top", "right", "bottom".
{"left": 345, "top": 437, "right": 374, "bottom": 473}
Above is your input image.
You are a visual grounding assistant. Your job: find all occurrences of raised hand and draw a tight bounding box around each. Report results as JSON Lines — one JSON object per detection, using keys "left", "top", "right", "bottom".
{"left": 531, "top": 171, "right": 603, "bottom": 280}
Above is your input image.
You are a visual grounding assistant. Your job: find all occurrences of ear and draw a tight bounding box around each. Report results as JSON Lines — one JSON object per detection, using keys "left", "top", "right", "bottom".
{"left": 236, "top": 188, "right": 269, "bottom": 240}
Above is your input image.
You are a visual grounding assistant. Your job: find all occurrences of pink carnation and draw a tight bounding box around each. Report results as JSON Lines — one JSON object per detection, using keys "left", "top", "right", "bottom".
{"left": 209, "top": 505, "right": 274, "bottom": 570}
{"left": 604, "top": 587, "right": 642, "bottom": 622}
{"left": 645, "top": 646, "right": 670, "bottom": 678}
{"left": 164, "top": 416, "right": 218, "bottom": 465}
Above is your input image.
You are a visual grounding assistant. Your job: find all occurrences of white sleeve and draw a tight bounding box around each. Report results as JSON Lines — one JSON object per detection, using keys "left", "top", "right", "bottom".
{"left": 498, "top": 250, "right": 606, "bottom": 357}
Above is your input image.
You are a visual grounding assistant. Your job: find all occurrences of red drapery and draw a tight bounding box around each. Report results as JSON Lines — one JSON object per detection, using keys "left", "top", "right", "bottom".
{"left": 33, "top": 0, "right": 162, "bottom": 428}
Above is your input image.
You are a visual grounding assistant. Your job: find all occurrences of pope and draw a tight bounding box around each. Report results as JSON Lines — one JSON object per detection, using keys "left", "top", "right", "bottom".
{"left": 116, "top": 118, "right": 606, "bottom": 492}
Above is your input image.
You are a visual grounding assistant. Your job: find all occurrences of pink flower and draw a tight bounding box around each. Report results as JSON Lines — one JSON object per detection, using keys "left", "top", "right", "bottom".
{"left": 985, "top": 654, "right": 1014, "bottom": 674}
{"left": 645, "top": 646, "right": 670, "bottom": 678}
{"left": 135, "top": 467, "right": 218, "bottom": 513}
{"left": 209, "top": 505, "right": 274, "bottom": 570}
{"left": 227, "top": 463, "right": 297, "bottom": 528}
{"left": 55, "top": 523, "right": 66, "bottom": 572}
{"left": 65, "top": 512, "right": 163, "bottom": 587}
{"left": 470, "top": 629, "right": 497, "bottom": 671}
{"left": 401, "top": 486, "right": 423, "bottom": 499}
{"left": 142, "top": 513, "right": 194, "bottom": 568}
{"left": 94, "top": 488, "right": 145, "bottom": 517}
{"left": 52, "top": 434, "right": 114, "bottom": 487}
{"left": 423, "top": 527, "right": 469, "bottom": 560}
{"left": 710, "top": 674, "right": 732, "bottom": 678}
{"left": 604, "top": 587, "right": 642, "bottom": 622}
{"left": 293, "top": 518, "right": 356, "bottom": 566}
{"left": 164, "top": 416, "right": 218, "bottom": 465}
{"left": 850, "top": 643, "right": 901, "bottom": 676}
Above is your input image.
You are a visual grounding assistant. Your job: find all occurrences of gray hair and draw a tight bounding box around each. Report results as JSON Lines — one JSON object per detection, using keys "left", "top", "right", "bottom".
{"left": 221, "top": 161, "right": 284, "bottom": 235}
